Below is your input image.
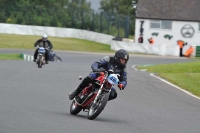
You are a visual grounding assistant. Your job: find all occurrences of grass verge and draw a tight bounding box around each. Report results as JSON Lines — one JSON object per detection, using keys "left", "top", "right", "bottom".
{"left": 0, "top": 34, "right": 115, "bottom": 53}
{"left": 0, "top": 54, "right": 23, "bottom": 60}
{"left": 138, "top": 61, "right": 200, "bottom": 97}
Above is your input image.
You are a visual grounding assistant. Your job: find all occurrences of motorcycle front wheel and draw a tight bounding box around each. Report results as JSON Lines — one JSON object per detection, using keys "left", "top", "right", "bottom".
{"left": 87, "top": 92, "right": 109, "bottom": 120}
{"left": 38, "top": 55, "right": 42, "bottom": 68}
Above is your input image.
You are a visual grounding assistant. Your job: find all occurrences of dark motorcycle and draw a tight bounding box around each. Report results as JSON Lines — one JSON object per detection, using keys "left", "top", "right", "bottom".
{"left": 70, "top": 70, "right": 122, "bottom": 120}
{"left": 36, "top": 47, "right": 46, "bottom": 68}
{"left": 48, "top": 49, "right": 62, "bottom": 62}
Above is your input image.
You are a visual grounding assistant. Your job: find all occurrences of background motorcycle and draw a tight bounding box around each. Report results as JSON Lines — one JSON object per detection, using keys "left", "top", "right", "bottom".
{"left": 70, "top": 70, "right": 122, "bottom": 120}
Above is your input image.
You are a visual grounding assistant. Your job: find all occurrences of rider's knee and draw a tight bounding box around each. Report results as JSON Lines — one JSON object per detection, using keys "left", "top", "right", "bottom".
{"left": 109, "top": 89, "right": 117, "bottom": 101}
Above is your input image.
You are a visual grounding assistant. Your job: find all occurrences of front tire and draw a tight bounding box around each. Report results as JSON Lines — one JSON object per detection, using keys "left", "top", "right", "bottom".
{"left": 38, "top": 55, "right": 42, "bottom": 68}
{"left": 87, "top": 92, "right": 109, "bottom": 120}
{"left": 70, "top": 100, "right": 82, "bottom": 115}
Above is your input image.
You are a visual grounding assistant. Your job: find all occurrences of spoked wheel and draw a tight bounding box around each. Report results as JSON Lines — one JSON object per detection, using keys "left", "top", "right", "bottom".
{"left": 70, "top": 100, "right": 82, "bottom": 115}
{"left": 87, "top": 92, "right": 109, "bottom": 120}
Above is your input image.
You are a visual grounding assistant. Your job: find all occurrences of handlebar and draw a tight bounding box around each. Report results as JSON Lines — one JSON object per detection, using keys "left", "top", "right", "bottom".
{"left": 93, "top": 69, "right": 124, "bottom": 92}
{"left": 34, "top": 46, "right": 50, "bottom": 50}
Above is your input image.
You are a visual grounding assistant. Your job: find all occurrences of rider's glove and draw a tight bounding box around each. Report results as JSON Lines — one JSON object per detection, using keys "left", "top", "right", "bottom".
{"left": 118, "top": 83, "right": 124, "bottom": 90}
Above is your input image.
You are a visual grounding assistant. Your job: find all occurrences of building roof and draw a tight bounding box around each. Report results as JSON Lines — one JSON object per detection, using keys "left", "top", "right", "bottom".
{"left": 136, "top": 0, "right": 200, "bottom": 22}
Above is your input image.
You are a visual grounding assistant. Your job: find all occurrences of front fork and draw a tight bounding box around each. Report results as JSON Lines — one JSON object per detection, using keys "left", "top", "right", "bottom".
{"left": 93, "top": 84, "right": 112, "bottom": 105}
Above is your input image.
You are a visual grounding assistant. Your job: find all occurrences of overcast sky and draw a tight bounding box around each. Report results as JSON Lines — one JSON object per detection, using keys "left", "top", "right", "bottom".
{"left": 86, "top": 0, "right": 101, "bottom": 10}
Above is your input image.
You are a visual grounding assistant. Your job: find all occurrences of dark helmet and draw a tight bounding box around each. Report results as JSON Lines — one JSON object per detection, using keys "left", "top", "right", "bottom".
{"left": 114, "top": 49, "right": 129, "bottom": 68}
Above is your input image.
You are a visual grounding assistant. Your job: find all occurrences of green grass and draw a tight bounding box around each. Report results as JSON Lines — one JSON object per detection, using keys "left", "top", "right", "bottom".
{"left": 138, "top": 61, "right": 200, "bottom": 97}
{"left": 0, "top": 53, "right": 23, "bottom": 60}
{"left": 0, "top": 34, "right": 115, "bottom": 53}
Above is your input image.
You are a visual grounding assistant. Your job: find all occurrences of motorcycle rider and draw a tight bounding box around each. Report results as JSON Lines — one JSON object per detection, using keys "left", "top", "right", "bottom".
{"left": 33, "top": 34, "right": 53, "bottom": 64}
{"left": 69, "top": 49, "right": 129, "bottom": 101}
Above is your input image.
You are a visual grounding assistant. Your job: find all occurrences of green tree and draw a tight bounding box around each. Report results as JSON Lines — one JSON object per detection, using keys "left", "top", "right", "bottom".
{"left": 67, "top": 0, "right": 92, "bottom": 29}
{"left": 100, "top": 0, "right": 136, "bottom": 36}
{"left": 0, "top": 0, "right": 131, "bottom": 37}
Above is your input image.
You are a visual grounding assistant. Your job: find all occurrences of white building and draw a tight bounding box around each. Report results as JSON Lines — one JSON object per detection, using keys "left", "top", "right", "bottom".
{"left": 134, "top": 0, "right": 200, "bottom": 56}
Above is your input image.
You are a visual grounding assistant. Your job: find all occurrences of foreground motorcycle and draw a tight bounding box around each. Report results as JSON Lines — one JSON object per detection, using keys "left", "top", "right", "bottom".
{"left": 70, "top": 70, "right": 122, "bottom": 120}
{"left": 36, "top": 46, "right": 46, "bottom": 68}
{"left": 48, "top": 49, "right": 62, "bottom": 62}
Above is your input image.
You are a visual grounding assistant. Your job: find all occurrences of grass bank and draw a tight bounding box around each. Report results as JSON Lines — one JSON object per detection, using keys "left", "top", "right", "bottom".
{"left": 0, "top": 54, "right": 23, "bottom": 60}
{"left": 0, "top": 34, "right": 115, "bottom": 53}
{"left": 138, "top": 61, "right": 200, "bottom": 97}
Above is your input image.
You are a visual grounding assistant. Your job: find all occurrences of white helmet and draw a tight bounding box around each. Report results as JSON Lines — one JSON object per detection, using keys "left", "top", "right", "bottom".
{"left": 42, "top": 34, "right": 47, "bottom": 41}
{"left": 42, "top": 34, "right": 47, "bottom": 38}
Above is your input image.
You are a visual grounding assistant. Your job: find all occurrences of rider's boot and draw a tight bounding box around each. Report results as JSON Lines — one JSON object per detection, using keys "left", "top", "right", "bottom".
{"left": 69, "top": 87, "right": 82, "bottom": 100}
{"left": 45, "top": 52, "right": 49, "bottom": 64}
{"left": 69, "top": 76, "right": 93, "bottom": 100}
{"left": 33, "top": 50, "right": 38, "bottom": 62}
{"left": 108, "top": 88, "right": 117, "bottom": 101}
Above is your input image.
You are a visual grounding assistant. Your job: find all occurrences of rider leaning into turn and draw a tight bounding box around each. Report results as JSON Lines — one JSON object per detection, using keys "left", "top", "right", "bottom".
{"left": 69, "top": 49, "right": 129, "bottom": 101}
{"left": 33, "top": 34, "right": 53, "bottom": 64}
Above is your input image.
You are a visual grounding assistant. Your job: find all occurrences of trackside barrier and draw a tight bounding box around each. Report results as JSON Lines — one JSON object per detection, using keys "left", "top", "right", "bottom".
{"left": 20, "top": 53, "right": 33, "bottom": 61}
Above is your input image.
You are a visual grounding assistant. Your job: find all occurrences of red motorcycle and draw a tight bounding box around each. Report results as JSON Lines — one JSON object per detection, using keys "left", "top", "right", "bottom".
{"left": 70, "top": 70, "right": 122, "bottom": 120}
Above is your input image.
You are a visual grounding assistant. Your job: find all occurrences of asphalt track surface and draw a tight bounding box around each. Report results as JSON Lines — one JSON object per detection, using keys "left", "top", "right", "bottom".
{"left": 0, "top": 49, "right": 200, "bottom": 133}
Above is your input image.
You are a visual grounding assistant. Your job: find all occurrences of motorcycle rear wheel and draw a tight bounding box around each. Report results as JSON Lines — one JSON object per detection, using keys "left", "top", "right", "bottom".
{"left": 87, "top": 92, "right": 109, "bottom": 120}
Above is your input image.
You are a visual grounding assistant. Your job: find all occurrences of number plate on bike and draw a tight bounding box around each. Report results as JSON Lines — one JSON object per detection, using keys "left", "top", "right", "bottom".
{"left": 107, "top": 74, "right": 119, "bottom": 85}
{"left": 38, "top": 47, "right": 45, "bottom": 53}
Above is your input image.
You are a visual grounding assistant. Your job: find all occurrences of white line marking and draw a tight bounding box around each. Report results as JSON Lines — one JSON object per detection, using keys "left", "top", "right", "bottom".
{"left": 150, "top": 73, "right": 200, "bottom": 100}
{"left": 132, "top": 65, "right": 138, "bottom": 71}
{"left": 132, "top": 65, "right": 200, "bottom": 100}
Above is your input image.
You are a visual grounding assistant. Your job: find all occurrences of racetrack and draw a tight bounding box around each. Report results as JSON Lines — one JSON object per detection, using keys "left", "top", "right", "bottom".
{"left": 0, "top": 49, "right": 200, "bottom": 133}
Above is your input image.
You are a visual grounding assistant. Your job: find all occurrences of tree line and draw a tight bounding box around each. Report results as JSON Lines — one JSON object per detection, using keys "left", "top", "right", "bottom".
{"left": 0, "top": 0, "right": 136, "bottom": 37}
